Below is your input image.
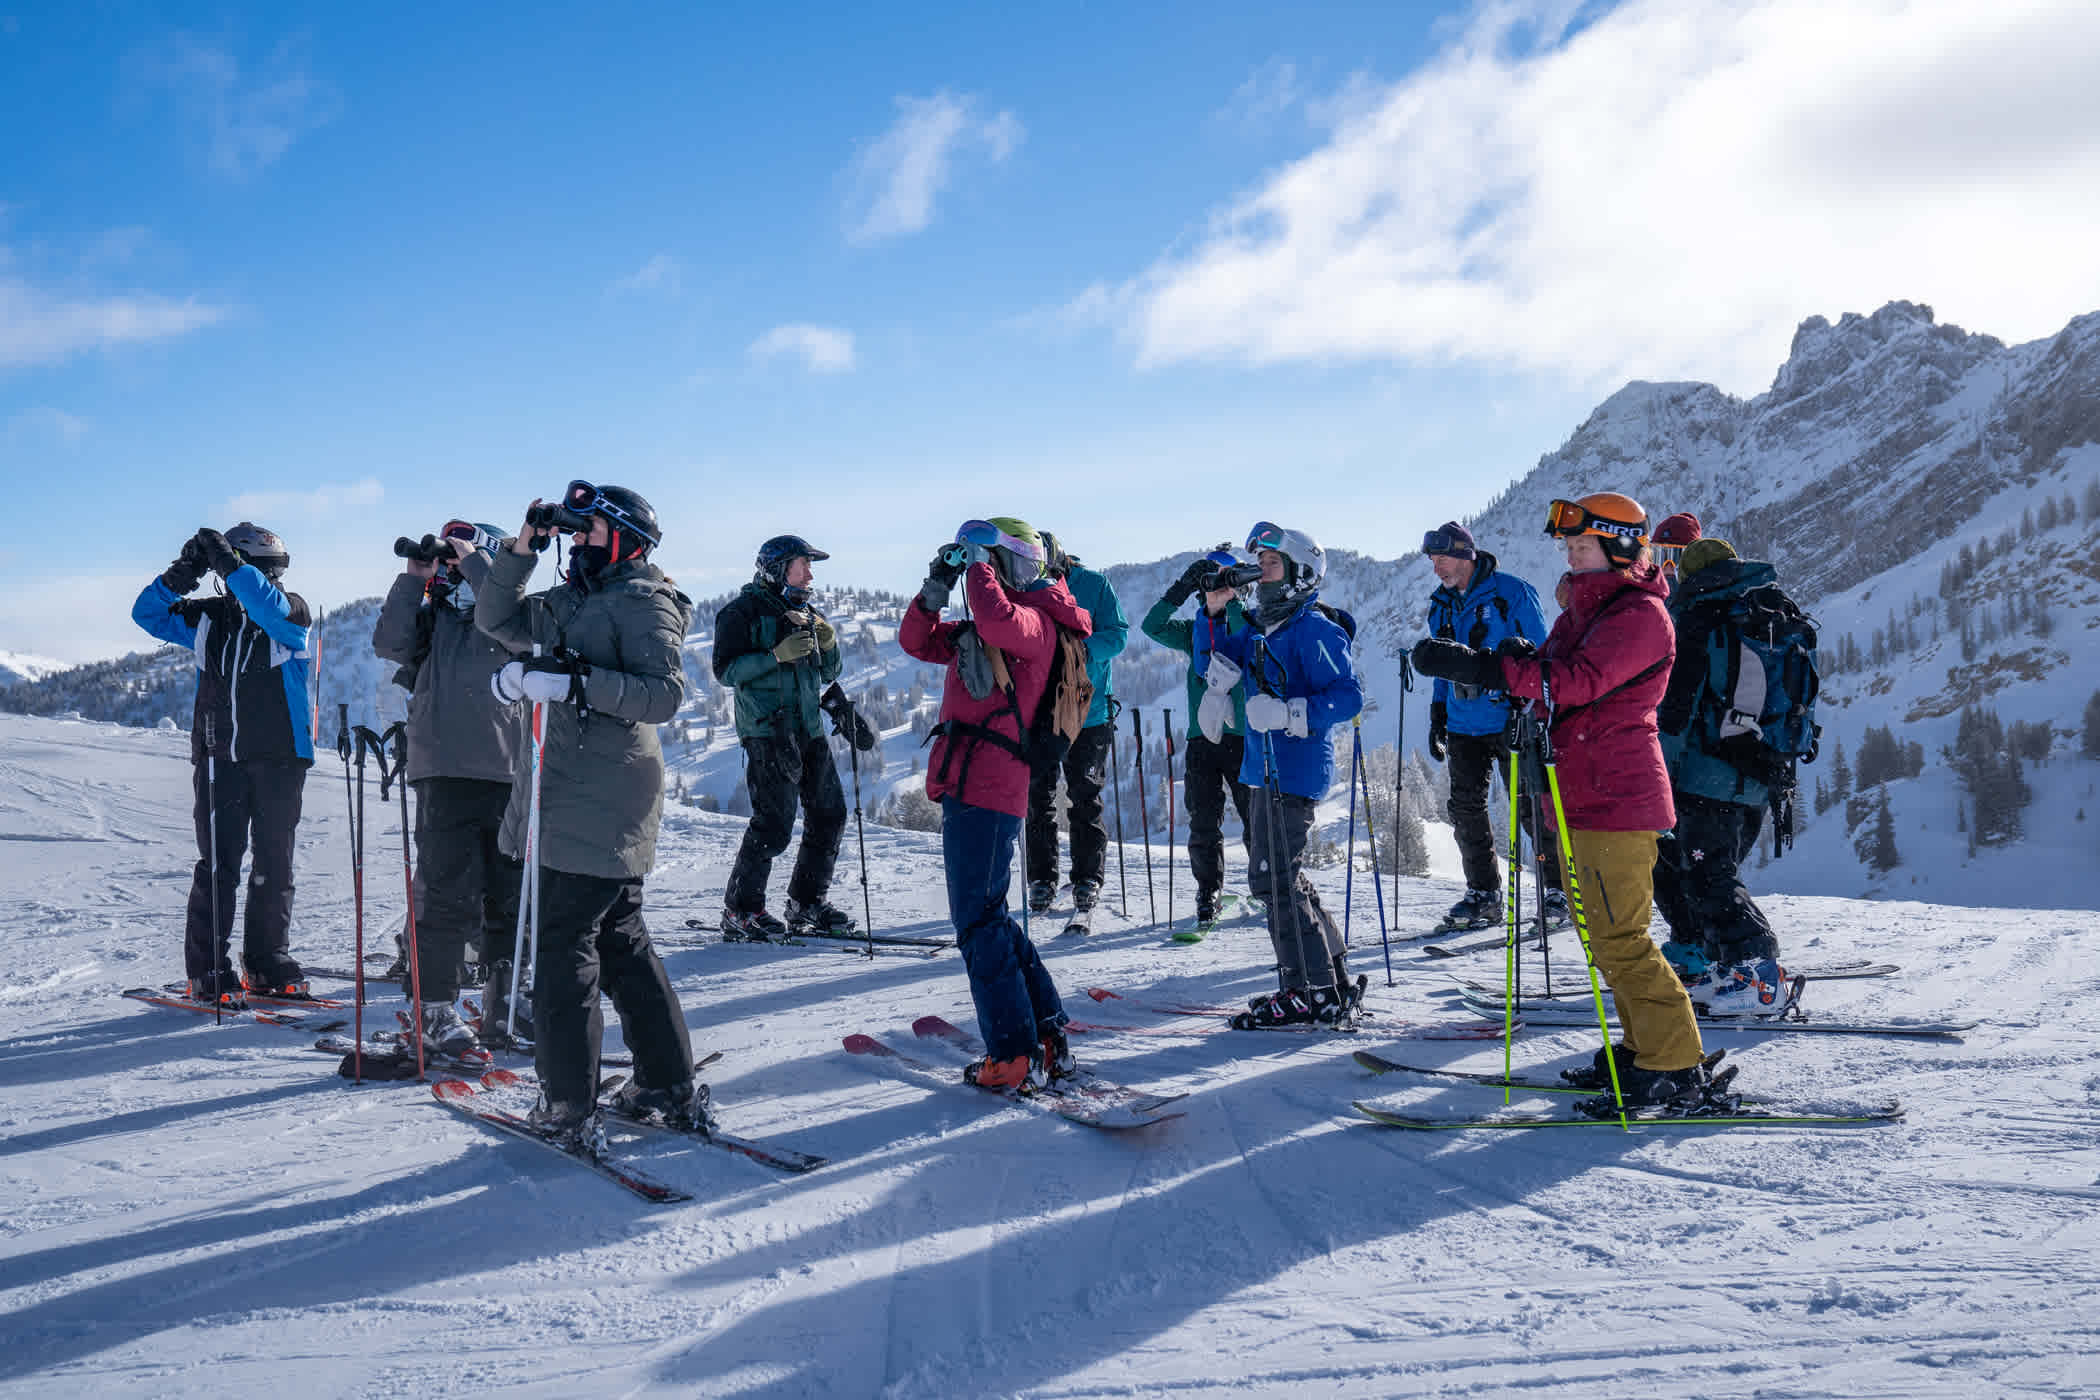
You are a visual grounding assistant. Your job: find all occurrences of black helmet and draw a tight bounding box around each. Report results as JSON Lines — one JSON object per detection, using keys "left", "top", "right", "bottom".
{"left": 570, "top": 483, "right": 659, "bottom": 558}
{"left": 224, "top": 522, "right": 289, "bottom": 577}
{"left": 756, "top": 534, "right": 828, "bottom": 604}
{"left": 1038, "top": 531, "right": 1074, "bottom": 580}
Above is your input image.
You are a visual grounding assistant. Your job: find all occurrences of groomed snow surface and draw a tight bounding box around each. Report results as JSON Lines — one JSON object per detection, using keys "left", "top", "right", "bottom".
{"left": 1, "top": 713, "right": 2095, "bottom": 1399}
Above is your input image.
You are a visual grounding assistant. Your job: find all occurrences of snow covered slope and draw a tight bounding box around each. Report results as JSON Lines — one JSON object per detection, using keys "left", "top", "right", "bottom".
{"left": 0, "top": 651, "right": 67, "bottom": 688}
{"left": 3, "top": 712, "right": 2096, "bottom": 1398}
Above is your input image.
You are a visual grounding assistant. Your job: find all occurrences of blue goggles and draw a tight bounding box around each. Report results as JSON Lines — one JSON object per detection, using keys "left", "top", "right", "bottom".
{"left": 563, "top": 480, "right": 658, "bottom": 546}
{"left": 1245, "top": 521, "right": 1287, "bottom": 555}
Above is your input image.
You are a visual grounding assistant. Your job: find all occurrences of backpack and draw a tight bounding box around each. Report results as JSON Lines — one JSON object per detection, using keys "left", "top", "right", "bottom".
{"left": 1024, "top": 624, "right": 1095, "bottom": 770}
{"left": 1684, "top": 574, "right": 1822, "bottom": 854}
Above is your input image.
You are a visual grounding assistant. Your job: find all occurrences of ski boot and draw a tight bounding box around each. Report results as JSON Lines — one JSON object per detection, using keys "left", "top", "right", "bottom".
{"left": 187, "top": 970, "right": 247, "bottom": 1009}
{"left": 1560, "top": 1041, "right": 1640, "bottom": 1090}
{"left": 1660, "top": 940, "right": 1712, "bottom": 983}
{"left": 964, "top": 1053, "right": 1046, "bottom": 1094}
{"left": 415, "top": 1000, "right": 482, "bottom": 1056}
{"left": 1691, "top": 958, "right": 1801, "bottom": 1018}
{"left": 527, "top": 1097, "right": 608, "bottom": 1156}
{"left": 720, "top": 907, "right": 791, "bottom": 943}
{"left": 1039, "top": 1024, "right": 1077, "bottom": 1082}
{"left": 785, "top": 896, "right": 857, "bottom": 936}
{"left": 1540, "top": 888, "right": 1572, "bottom": 930}
{"left": 1194, "top": 890, "right": 1220, "bottom": 927}
{"left": 1437, "top": 888, "right": 1502, "bottom": 931}
{"left": 1026, "top": 880, "right": 1057, "bottom": 914}
{"left": 481, "top": 961, "right": 534, "bottom": 1046}
{"left": 1070, "top": 880, "right": 1100, "bottom": 914}
{"left": 611, "top": 1077, "right": 715, "bottom": 1133}
{"left": 1231, "top": 987, "right": 1317, "bottom": 1030}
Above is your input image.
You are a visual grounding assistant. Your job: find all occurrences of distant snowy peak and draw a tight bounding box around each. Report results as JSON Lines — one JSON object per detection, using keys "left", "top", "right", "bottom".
{"left": 0, "top": 651, "right": 68, "bottom": 687}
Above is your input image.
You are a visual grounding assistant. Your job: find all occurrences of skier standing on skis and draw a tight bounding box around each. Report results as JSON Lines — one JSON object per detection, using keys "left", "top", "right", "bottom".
{"left": 900, "top": 517, "right": 1091, "bottom": 1090}
{"left": 1651, "top": 536, "right": 1797, "bottom": 1016}
{"left": 1023, "top": 533, "right": 1127, "bottom": 924}
{"left": 131, "top": 524, "right": 313, "bottom": 1004}
{"left": 1412, "top": 493, "right": 1716, "bottom": 1106}
{"left": 475, "top": 482, "right": 704, "bottom": 1142}
{"left": 712, "top": 535, "right": 853, "bottom": 941}
{"left": 1142, "top": 545, "right": 1254, "bottom": 930}
{"left": 371, "top": 520, "right": 528, "bottom": 1051}
{"left": 1194, "top": 523, "right": 1365, "bottom": 1026}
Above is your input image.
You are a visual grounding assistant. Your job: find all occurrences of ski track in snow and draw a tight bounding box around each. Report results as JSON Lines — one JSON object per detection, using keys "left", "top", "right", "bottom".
{"left": 0, "top": 713, "right": 2096, "bottom": 1399}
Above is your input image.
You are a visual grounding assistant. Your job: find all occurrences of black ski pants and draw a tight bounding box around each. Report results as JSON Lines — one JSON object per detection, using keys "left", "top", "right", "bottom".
{"left": 1446, "top": 731, "right": 1560, "bottom": 895}
{"left": 725, "top": 730, "right": 847, "bottom": 913}
{"left": 411, "top": 777, "right": 522, "bottom": 1003}
{"left": 1183, "top": 732, "right": 1252, "bottom": 899}
{"left": 1247, "top": 787, "right": 1346, "bottom": 992}
{"left": 532, "top": 869, "right": 695, "bottom": 1110}
{"left": 1025, "top": 721, "right": 1114, "bottom": 891}
{"left": 1652, "top": 792, "right": 1778, "bottom": 963}
{"left": 185, "top": 756, "right": 306, "bottom": 984}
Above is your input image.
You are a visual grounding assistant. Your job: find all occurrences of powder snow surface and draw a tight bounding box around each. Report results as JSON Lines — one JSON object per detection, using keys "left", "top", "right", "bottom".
{"left": 0, "top": 713, "right": 2094, "bottom": 1398}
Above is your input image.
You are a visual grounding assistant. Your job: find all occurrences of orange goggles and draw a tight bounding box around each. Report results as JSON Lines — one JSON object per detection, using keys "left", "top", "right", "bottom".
{"left": 1544, "top": 498, "right": 1645, "bottom": 543}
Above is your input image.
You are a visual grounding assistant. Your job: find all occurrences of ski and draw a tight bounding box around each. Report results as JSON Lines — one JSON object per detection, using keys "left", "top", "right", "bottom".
{"left": 564, "top": 1070, "right": 828, "bottom": 1174}
{"left": 910, "top": 1015, "right": 1185, "bottom": 1116}
{"left": 1351, "top": 1048, "right": 1778, "bottom": 1102}
{"left": 120, "top": 986, "right": 338, "bottom": 1029}
{"left": 431, "top": 1079, "right": 691, "bottom": 1203}
{"left": 843, "top": 1032, "right": 1183, "bottom": 1131}
{"left": 1420, "top": 929, "right": 1550, "bottom": 959}
{"left": 1070, "top": 1014, "right": 1512, "bottom": 1040}
{"left": 1061, "top": 913, "right": 1092, "bottom": 937}
{"left": 315, "top": 1032, "right": 496, "bottom": 1075}
{"left": 1453, "top": 962, "right": 1899, "bottom": 999}
{"left": 1352, "top": 1097, "right": 1904, "bottom": 1131}
{"left": 1458, "top": 990, "right": 1975, "bottom": 1037}
{"left": 679, "top": 916, "right": 951, "bottom": 951}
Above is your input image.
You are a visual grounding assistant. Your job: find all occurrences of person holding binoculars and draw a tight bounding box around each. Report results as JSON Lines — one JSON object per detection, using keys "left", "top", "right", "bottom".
{"left": 901, "top": 517, "right": 1093, "bottom": 1092}
{"left": 130, "top": 522, "right": 314, "bottom": 1005}
{"left": 1143, "top": 544, "right": 1257, "bottom": 930}
{"left": 473, "top": 481, "right": 706, "bottom": 1145}
{"left": 372, "top": 519, "right": 529, "bottom": 1052}
{"left": 711, "top": 534, "right": 854, "bottom": 942}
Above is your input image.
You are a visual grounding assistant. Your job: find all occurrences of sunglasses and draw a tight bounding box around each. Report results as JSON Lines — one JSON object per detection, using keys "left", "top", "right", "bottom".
{"left": 1544, "top": 498, "right": 1645, "bottom": 542}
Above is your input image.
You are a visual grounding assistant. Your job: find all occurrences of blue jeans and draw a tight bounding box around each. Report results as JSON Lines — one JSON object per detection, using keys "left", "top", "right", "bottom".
{"left": 941, "top": 797, "right": 1066, "bottom": 1061}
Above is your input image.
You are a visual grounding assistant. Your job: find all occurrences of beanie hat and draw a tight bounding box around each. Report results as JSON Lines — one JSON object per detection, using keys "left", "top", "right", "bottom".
{"left": 1679, "top": 538, "right": 1738, "bottom": 578}
{"left": 1653, "top": 512, "right": 1702, "bottom": 547}
{"left": 1424, "top": 521, "right": 1477, "bottom": 560}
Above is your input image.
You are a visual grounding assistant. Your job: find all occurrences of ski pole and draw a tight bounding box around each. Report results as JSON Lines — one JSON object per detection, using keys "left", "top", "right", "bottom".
{"left": 506, "top": 697, "right": 545, "bottom": 1045}
{"left": 1344, "top": 717, "right": 1361, "bottom": 950}
{"left": 1163, "top": 710, "right": 1176, "bottom": 933}
{"left": 1503, "top": 742, "right": 1523, "bottom": 1097}
{"left": 205, "top": 714, "right": 221, "bottom": 1026}
{"left": 1355, "top": 732, "right": 1395, "bottom": 986}
{"left": 1109, "top": 704, "right": 1128, "bottom": 918}
{"left": 337, "top": 705, "right": 367, "bottom": 1079}
{"left": 1133, "top": 707, "right": 1155, "bottom": 925}
{"left": 1394, "top": 656, "right": 1411, "bottom": 930}
{"left": 849, "top": 739, "right": 874, "bottom": 960}
{"left": 1539, "top": 721, "right": 1628, "bottom": 1130}
{"left": 384, "top": 722, "right": 425, "bottom": 1079}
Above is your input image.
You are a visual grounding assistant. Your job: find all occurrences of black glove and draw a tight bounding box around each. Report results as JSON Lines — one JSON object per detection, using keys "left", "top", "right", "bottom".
{"left": 194, "top": 528, "right": 242, "bottom": 579}
{"left": 1494, "top": 636, "right": 1537, "bottom": 660}
{"left": 1428, "top": 700, "right": 1449, "bottom": 763}
{"left": 1164, "top": 557, "right": 1211, "bottom": 606}
{"left": 1411, "top": 637, "right": 1505, "bottom": 691}
{"left": 160, "top": 537, "right": 208, "bottom": 595}
{"left": 928, "top": 547, "right": 965, "bottom": 588}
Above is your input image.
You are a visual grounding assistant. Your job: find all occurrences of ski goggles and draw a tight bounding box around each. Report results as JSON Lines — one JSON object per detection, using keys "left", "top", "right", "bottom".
{"left": 1652, "top": 543, "right": 1687, "bottom": 569}
{"left": 1245, "top": 521, "right": 1289, "bottom": 556}
{"left": 1420, "top": 527, "right": 1473, "bottom": 556}
{"left": 954, "top": 519, "right": 1044, "bottom": 563}
{"left": 1544, "top": 498, "right": 1645, "bottom": 544}
{"left": 562, "top": 480, "right": 659, "bottom": 546}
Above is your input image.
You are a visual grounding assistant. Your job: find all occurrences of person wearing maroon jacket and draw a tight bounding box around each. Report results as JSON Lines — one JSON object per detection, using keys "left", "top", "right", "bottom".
{"left": 1412, "top": 492, "right": 1712, "bottom": 1107}
{"left": 900, "top": 517, "right": 1093, "bottom": 1092}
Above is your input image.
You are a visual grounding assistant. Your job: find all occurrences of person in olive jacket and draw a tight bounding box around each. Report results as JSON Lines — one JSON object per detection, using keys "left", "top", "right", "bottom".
{"left": 475, "top": 483, "right": 704, "bottom": 1142}
{"left": 712, "top": 534, "right": 851, "bottom": 941}
{"left": 371, "top": 521, "right": 527, "bottom": 1051}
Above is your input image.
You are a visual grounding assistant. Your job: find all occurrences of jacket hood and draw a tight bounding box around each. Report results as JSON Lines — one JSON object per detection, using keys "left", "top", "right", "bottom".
{"left": 1012, "top": 575, "right": 1093, "bottom": 636}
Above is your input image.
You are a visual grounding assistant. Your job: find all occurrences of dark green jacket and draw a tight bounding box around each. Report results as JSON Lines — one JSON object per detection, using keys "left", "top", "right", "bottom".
{"left": 710, "top": 580, "right": 844, "bottom": 742}
{"left": 1141, "top": 592, "right": 1249, "bottom": 740}
{"left": 475, "top": 548, "right": 692, "bottom": 880}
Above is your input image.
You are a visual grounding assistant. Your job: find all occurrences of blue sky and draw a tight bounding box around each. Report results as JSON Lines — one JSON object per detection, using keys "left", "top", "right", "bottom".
{"left": 6, "top": 0, "right": 2099, "bottom": 661}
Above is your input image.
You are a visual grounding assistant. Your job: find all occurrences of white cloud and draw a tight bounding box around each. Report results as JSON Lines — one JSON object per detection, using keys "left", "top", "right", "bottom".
{"left": 748, "top": 323, "right": 856, "bottom": 373}
{"left": 1108, "top": 0, "right": 2100, "bottom": 393}
{"left": 0, "top": 277, "right": 228, "bottom": 369}
{"left": 214, "top": 477, "right": 384, "bottom": 522}
{"left": 846, "top": 92, "right": 1023, "bottom": 243}
{"left": 611, "top": 254, "right": 682, "bottom": 296}
{"left": 1216, "top": 59, "right": 1302, "bottom": 128}
{"left": 131, "top": 33, "right": 339, "bottom": 179}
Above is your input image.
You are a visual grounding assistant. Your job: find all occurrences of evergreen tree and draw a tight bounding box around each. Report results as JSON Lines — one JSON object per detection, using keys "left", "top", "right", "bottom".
{"left": 1829, "top": 736, "right": 1852, "bottom": 804}
{"left": 1864, "top": 785, "right": 1900, "bottom": 873}
{"left": 2086, "top": 690, "right": 2100, "bottom": 759}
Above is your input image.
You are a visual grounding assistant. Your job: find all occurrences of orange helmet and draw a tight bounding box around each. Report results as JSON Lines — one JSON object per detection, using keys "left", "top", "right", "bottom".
{"left": 1544, "top": 493, "right": 1648, "bottom": 567}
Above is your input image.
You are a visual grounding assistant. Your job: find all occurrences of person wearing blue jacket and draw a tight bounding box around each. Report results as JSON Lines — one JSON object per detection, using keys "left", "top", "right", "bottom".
{"left": 131, "top": 524, "right": 314, "bottom": 1003}
{"left": 1195, "top": 523, "right": 1364, "bottom": 1025}
{"left": 1023, "top": 534, "right": 1128, "bottom": 917}
{"left": 1420, "top": 521, "right": 1562, "bottom": 932}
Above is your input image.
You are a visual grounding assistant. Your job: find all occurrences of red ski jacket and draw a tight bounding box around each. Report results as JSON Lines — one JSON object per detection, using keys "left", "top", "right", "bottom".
{"left": 900, "top": 563, "right": 1093, "bottom": 819}
{"left": 1499, "top": 564, "right": 1676, "bottom": 833}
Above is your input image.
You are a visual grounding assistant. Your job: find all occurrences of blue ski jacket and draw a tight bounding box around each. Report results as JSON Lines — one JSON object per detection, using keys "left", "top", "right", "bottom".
{"left": 1062, "top": 562, "right": 1128, "bottom": 730}
{"left": 132, "top": 566, "right": 315, "bottom": 764}
{"left": 1194, "top": 594, "right": 1362, "bottom": 800}
{"left": 1424, "top": 552, "right": 1547, "bottom": 737}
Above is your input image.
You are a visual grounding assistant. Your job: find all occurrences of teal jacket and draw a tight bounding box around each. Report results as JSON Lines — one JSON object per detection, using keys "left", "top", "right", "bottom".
{"left": 710, "top": 580, "right": 844, "bottom": 742}
{"left": 1062, "top": 563, "right": 1127, "bottom": 730}
{"left": 1142, "top": 592, "right": 1249, "bottom": 740}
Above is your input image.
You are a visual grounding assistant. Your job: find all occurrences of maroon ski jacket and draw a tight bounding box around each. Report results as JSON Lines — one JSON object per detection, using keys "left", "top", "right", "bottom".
{"left": 900, "top": 563, "right": 1093, "bottom": 819}
{"left": 1499, "top": 564, "right": 1676, "bottom": 833}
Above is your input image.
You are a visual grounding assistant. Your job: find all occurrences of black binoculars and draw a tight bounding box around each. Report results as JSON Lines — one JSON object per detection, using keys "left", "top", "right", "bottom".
{"left": 525, "top": 501, "right": 594, "bottom": 534}
{"left": 1203, "top": 561, "right": 1263, "bottom": 591}
{"left": 394, "top": 534, "right": 451, "bottom": 563}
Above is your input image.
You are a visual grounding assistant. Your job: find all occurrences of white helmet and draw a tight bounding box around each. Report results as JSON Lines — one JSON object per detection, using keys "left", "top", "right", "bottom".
{"left": 1245, "top": 521, "right": 1324, "bottom": 626}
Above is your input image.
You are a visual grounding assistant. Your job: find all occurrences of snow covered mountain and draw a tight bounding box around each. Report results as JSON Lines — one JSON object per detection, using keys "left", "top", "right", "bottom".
{"left": 8, "top": 300, "right": 2098, "bottom": 907}
{"left": 0, "top": 650, "right": 68, "bottom": 688}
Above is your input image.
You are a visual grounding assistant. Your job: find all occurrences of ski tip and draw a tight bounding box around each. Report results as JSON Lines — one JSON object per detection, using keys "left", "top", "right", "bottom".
{"left": 481, "top": 1068, "right": 525, "bottom": 1089}
{"left": 841, "top": 1033, "right": 888, "bottom": 1055}
{"left": 1084, "top": 987, "right": 1120, "bottom": 1003}
{"left": 909, "top": 1014, "right": 958, "bottom": 1037}
{"left": 431, "top": 1079, "right": 476, "bottom": 1101}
